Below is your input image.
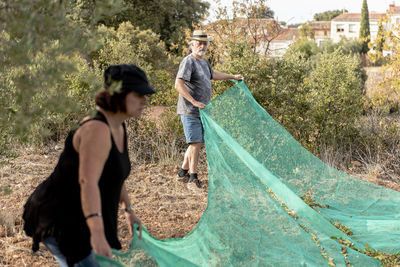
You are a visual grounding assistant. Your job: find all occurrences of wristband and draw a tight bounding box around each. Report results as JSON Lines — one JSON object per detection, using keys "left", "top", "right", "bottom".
{"left": 124, "top": 204, "right": 134, "bottom": 212}
{"left": 85, "top": 212, "right": 102, "bottom": 220}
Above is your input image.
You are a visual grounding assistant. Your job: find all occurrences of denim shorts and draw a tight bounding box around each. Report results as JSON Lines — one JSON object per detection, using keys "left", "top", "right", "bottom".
{"left": 180, "top": 114, "right": 204, "bottom": 143}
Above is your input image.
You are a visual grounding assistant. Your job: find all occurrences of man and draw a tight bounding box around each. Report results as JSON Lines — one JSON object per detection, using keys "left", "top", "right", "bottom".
{"left": 175, "top": 29, "right": 243, "bottom": 188}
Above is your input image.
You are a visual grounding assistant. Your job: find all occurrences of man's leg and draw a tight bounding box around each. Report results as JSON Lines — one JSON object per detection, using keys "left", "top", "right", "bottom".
{"left": 179, "top": 114, "right": 204, "bottom": 187}
{"left": 188, "top": 142, "right": 203, "bottom": 175}
{"left": 181, "top": 146, "right": 190, "bottom": 171}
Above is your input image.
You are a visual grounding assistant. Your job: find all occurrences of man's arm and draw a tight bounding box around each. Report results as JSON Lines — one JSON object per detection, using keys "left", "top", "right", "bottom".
{"left": 212, "top": 71, "right": 243, "bottom": 81}
{"left": 175, "top": 78, "right": 206, "bottom": 109}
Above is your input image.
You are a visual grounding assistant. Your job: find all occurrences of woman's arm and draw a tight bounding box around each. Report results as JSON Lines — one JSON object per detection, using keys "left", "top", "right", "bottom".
{"left": 74, "top": 121, "right": 113, "bottom": 258}
{"left": 120, "top": 185, "right": 142, "bottom": 239}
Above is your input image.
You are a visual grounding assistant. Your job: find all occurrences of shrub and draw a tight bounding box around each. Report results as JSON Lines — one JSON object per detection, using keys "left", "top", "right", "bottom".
{"left": 127, "top": 107, "right": 185, "bottom": 166}
{"left": 303, "top": 50, "right": 366, "bottom": 149}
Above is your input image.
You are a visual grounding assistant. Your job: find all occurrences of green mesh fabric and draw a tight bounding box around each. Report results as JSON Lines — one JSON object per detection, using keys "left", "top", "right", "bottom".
{"left": 95, "top": 81, "right": 400, "bottom": 266}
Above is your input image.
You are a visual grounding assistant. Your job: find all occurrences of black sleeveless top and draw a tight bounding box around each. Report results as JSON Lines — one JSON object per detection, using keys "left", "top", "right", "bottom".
{"left": 23, "top": 112, "right": 131, "bottom": 266}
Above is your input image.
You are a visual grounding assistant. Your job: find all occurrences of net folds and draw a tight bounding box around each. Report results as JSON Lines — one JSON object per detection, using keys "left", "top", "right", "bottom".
{"left": 96, "top": 81, "right": 400, "bottom": 267}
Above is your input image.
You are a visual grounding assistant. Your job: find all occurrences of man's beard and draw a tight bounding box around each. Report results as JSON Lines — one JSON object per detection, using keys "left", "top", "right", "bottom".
{"left": 195, "top": 50, "right": 206, "bottom": 57}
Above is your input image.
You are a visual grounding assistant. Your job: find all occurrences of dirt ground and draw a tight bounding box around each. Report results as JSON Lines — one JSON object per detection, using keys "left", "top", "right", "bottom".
{"left": 2, "top": 144, "right": 400, "bottom": 267}
{"left": 0, "top": 145, "right": 208, "bottom": 266}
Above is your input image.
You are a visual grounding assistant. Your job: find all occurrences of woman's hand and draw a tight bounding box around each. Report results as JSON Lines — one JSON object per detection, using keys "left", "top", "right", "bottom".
{"left": 125, "top": 211, "right": 143, "bottom": 240}
{"left": 90, "top": 232, "right": 112, "bottom": 258}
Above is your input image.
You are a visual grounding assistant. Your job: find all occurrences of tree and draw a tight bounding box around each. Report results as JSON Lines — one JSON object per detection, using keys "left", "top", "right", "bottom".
{"left": 359, "top": 0, "right": 370, "bottom": 54}
{"left": 313, "top": 9, "right": 348, "bottom": 21}
{"left": 248, "top": 2, "right": 274, "bottom": 19}
{"left": 0, "top": 0, "right": 125, "bottom": 149}
{"left": 368, "top": 17, "right": 386, "bottom": 66}
{"left": 286, "top": 38, "right": 320, "bottom": 59}
{"left": 99, "top": 0, "right": 210, "bottom": 53}
{"left": 299, "top": 24, "right": 314, "bottom": 39}
{"left": 207, "top": 0, "right": 281, "bottom": 58}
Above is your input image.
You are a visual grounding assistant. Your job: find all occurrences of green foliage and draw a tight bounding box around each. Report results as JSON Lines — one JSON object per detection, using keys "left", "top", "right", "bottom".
{"left": 299, "top": 24, "right": 314, "bottom": 39}
{"left": 98, "top": 0, "right": 209, "bottom": 53}
{"left": 213, "top": 39, "right": 366, "bottom": 154}
{"left": 93, "top": 22, "right": 178, "bottom": 106}
{"left": 94, "top": 22, "right": 170, "bottom": 71}
{"left": 320, "top": 37, "right": 363, "bottom": 55}
{"left": 359, "top": 0, "right": 371, "bottom": 54}
{"left": 303, "top": 50, "right": 365, "bottom": 146}
{"left": 313, "top": 9, "right": 347, "bottom": 21}
{"left": 0, "top": 0, "right": 125, "bottom": 148}
{"left": 212, "top": 40, "right": 262, "bottom": 98}
{"left": 149, "top": 70, "right": 178, "bottom": 106}
{"left": 368, "top": 19, "right": 386, "bottom": 66}
{"left": 286, "top": 37, "right": 320, "bottom": 59}
{"left": 246, "top": 0, "right": 274, "bottom": 18}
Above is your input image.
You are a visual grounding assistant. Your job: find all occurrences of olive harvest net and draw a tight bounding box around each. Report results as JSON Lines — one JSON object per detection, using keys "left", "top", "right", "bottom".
{"left": 95, "top": 81, "right": 400, "bottom": 266}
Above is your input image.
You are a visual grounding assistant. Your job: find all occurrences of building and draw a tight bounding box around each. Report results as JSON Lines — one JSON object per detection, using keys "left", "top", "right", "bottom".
{"left": 331, "top": 12, "right": 386, "bottom": 43}
{"left": 268, "top": 28, "right": 300, "bottom": 57}
{"left": 306, "top": 21, "right": 331, "bottom": 47}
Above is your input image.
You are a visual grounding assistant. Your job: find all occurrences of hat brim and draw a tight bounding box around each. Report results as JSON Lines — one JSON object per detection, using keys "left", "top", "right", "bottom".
{"left": 187, "top": 36, "right": 214, "bottom": 42}
{"left": 134, "top": 84, "right": 156, "bottom": 95}
{"left": 123, "top": 83, "right": 156, "bottom": 95}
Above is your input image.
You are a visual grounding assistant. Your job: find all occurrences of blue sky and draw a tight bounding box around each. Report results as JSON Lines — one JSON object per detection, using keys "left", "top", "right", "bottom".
{"left": 206, "top": 0, "right": 398, "bottom": 24}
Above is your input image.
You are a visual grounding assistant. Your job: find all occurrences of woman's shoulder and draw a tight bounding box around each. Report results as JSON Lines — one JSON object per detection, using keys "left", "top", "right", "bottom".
{"left": 77, "top": 119, "right": 110, "bottom": 138}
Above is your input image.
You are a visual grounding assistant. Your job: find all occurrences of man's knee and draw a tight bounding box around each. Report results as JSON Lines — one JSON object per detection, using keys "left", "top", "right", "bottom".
{"left": 189, "top": 142, "right": 203, "bottom": 149}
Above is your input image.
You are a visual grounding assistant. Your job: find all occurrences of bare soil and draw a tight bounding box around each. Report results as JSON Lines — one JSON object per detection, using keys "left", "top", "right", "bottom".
{"left": 0, "top": 145, "right": 208, "bottom": 266}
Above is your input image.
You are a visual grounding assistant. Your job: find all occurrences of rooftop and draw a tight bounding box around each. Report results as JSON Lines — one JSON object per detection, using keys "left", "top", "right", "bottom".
{"left": 332, "top": 13, "right": 386, "bottom": 21}
{"left": 306, "top": 21, "right": 331, "bottom": 30}
{"left": 274, "top": 28, "right": 300, "bottom": 41}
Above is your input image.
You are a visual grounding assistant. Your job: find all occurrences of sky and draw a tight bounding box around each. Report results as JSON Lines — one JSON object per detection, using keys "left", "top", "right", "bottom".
{"left": 206, "top": 0, "right": 399, "bottom": 24}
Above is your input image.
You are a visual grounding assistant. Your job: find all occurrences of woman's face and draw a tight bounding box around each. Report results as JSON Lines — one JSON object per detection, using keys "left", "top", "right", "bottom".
{"left": 125, "top": 91, "right": 148, "bottom": 118}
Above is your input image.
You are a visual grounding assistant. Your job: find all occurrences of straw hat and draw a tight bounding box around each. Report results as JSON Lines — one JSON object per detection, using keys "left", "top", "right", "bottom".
{"left": 187, "top": 30, "right": 214, "bottom": 42}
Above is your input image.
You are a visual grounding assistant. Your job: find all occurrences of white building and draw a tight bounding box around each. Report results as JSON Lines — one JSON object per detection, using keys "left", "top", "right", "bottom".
{"left": 331, "top": 12, "right": 386, "bottom": 43}
{"left": 268, "top": 28, "right": 300, "bottom": 57}
{"left": 387, "top": 4, "right": 400, "bottom": 27}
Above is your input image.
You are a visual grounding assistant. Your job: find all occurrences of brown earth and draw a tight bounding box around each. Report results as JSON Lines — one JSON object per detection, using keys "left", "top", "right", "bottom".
{"left": 0, "top": 144, "right": 208, "bottom": 266}
{"left": 2, "top": 144, "right": 400, "bottom": 267}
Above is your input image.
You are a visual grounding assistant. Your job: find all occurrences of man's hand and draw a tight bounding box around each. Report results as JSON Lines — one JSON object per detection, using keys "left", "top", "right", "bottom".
{"left": 233, "top": 74, "right": 244, "bottom": 81}
{"left": 192, "top": 100, "right": 206, "bottom": 109}
{"left": 125, "top": 211, "right": 143, "bottom": 240}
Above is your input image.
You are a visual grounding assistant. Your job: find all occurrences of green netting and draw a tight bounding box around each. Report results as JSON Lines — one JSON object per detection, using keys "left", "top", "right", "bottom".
{"left": 95, "top": 81, "right": 400, "bottom": 266}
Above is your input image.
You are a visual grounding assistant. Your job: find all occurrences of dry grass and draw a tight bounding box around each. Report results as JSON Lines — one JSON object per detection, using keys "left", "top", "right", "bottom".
{"left": 0, "top": 142, "right": 209, "bottom": 266}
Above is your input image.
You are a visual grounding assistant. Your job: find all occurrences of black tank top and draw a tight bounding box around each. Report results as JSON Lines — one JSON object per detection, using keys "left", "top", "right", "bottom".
{"left": 23, "top": 111, "right": 131, "bottom": 266}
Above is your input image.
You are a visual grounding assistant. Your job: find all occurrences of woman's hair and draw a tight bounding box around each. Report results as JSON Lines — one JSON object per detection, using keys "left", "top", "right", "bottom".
{"left": 95, "top": 90, "right": 129, "bottom": 113}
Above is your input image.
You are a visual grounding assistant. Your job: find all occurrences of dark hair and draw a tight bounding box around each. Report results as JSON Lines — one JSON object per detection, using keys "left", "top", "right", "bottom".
{"left": 95, "top": 90, "right": 129, "bottom": 113}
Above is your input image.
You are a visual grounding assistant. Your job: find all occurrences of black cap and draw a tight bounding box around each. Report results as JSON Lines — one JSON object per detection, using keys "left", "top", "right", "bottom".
{"left": 104, "top": 64, "right": 156, "bottom": 95}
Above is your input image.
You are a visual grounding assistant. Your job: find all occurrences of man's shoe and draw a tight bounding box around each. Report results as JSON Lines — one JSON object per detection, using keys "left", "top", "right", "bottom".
{"left": 189, "top": 173, "right": 201, "bottom": 188}
{"left": 177, "top": 168, "right": 189, "bottom": 178}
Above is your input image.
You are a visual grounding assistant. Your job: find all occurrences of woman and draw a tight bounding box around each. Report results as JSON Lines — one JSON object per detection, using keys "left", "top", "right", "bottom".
{"left": 23, "top": 64, "right": 155, "bottom": 266}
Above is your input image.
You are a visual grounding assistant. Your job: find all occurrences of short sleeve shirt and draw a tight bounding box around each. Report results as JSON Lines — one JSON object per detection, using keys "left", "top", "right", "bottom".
{"left": 176, "top": 55, "right": 214, "bottom": 117}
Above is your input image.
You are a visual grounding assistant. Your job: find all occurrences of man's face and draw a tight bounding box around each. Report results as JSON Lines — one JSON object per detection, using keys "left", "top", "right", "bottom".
{"left": 192, "top": 40, "right": 208, "bottom": 57}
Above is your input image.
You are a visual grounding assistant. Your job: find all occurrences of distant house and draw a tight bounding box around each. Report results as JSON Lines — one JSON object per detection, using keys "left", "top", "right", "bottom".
{"left": 206, "top": 18, "right": 283, "bottom": 56}
{"left": 305, "top": 21, "right": 331, "bottom": 46}
{"left": 387, "top": 4, "right": 400, "bottom": 28}
{"left": 268, "top": 28, "right": 300, "bottom": 57}
{"left": 205, "top": 4, "right": 400, "bottom": 58}
{"left": 331, "top": 12, "right": 386, "bottom": 43}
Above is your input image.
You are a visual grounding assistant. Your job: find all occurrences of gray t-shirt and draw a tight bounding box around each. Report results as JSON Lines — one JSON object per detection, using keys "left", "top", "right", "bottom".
{"left": 176, "top": 55, "right": 214, "bottom": 117}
